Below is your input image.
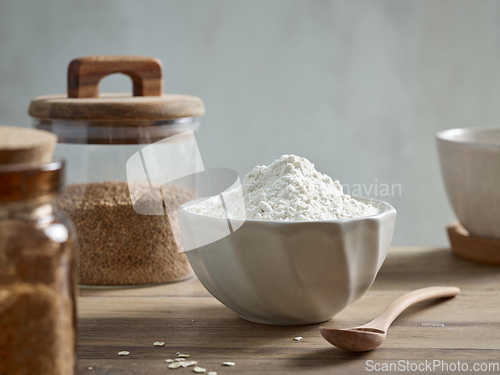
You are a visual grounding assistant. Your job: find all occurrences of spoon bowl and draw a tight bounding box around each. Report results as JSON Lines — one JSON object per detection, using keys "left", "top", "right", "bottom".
{"left": 320, "top": 327, "right": 386, "bottom": 352}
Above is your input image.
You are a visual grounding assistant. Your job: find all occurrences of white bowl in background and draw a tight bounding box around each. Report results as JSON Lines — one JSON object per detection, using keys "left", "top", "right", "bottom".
{"left": 437, "top": 127, "right": 500, "bottom": 239}
{"left": 178, "top": 197, "right": 396, "bottom": 325}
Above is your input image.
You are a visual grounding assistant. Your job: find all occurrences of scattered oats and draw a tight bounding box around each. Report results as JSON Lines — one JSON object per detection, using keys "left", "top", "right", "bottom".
{"left": 222, "top": 362, "right": 235, "bottom": 366}
{"left": 193, "top": 367, "right": 206, "bottom": 373}
{"left": 117, "top": 351, "right": 130, "bottom": 356}
{"left": 178, "top": 353, "right": 190, "bottom": 358}
{"left": 175, "top": 358, "right": 186, "bottom": 362}
{"left": 181, "top": 361, "right": 198, "bottom": 368}
{"left": 88, "top": 367, "right": 92, "bottom": 370}
{"left": 154, "top": 341, "right": 165, "bottom": 347}
{"left": 165, "top": 359, "right": 174, "bottom": 363}
{"left": 168, "top": 362, "right": 183, "bottom": 369}
{"left": 208, "top": 372, "right": 217, "bottom": 375}
{"left": 294, "top": 336, "right": 303, "bottom": 341}
{"left": 176, "top": 352, "right": 181, "bottom": 355}
{"left": 191, "top": 320, "right": 195, "bottom": 322}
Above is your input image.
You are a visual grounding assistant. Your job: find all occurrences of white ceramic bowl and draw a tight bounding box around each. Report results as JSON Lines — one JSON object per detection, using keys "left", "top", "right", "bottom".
{"left": 178, "top": 197, "right": 396, "bottom": 326}
{"left": 437, "top": 127, "right": 500, "bottom": 239}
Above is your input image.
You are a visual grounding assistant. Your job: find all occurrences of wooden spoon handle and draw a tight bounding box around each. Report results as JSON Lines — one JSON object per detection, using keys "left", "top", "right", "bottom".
{"left": 362, "top": 286, "right": 460, "bottom": 332}
{"left": 68, "top": 55, "right": 163, "bottom": 98}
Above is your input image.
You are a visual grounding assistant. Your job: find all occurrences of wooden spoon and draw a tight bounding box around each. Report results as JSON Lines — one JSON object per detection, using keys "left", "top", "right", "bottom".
{"left": 319, "top": 286, "right": 460, "bottom": 352}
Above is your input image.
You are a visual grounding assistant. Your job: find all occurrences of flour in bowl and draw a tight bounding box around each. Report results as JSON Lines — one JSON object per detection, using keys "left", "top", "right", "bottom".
{"left": 186, "top": 155, "right": 378, "bottom": 221}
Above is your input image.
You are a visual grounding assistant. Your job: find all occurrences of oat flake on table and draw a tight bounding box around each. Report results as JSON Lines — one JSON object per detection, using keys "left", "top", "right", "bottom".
{"left": 181, "top": 361, "right": 197, "bottom": 367}
{"left": 168, "top": 362, "right": 183, "bottom": 369}
{"left": 187, "top": 155, "right": 378, "bottom": 221}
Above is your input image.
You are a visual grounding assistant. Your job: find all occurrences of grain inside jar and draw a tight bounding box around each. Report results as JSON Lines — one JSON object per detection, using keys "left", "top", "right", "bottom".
{"left": 57, "top": 181, "right": 194, "bottom": 286}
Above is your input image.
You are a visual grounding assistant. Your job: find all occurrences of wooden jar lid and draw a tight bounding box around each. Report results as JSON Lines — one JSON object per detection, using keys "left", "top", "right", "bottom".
{"left": 29, "top": 93, "right": 205, "bottom": 121}
{"left": 28, "top": 56, "right": 205, "bottom": 121}
{"left": 447, "top": 221, "right": 500, "bottom": 265}
{"left": 0, "top": 126, "right": 57, "bottom": 164}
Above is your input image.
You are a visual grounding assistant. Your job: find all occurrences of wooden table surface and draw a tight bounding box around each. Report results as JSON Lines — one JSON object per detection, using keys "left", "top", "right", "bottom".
{"left": 77, "top": 246, "right": 500, "bottom": 374}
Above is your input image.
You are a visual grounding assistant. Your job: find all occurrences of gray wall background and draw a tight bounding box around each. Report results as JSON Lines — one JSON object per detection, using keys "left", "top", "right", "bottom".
{"left": 2, "top": 0, "right": 500, "bottom": 245}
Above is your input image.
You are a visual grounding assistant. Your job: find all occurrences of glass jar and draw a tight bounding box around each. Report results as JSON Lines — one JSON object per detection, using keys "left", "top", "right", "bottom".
{"left": 29, "top": 56, "right": 205, "bottom": 287}
{"left": 0, "top": 160, "right": 77, "bottom": 375}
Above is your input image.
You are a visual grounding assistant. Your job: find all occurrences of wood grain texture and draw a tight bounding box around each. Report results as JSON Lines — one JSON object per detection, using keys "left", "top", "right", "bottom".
{"left": 28, "top": 93, "right": 205, "bottom": 121}
{"left": 77, "top": 247, "right": 500, "bottom": 374}
{"left": 68, "top": 56, "right": 163, "bottom": 98}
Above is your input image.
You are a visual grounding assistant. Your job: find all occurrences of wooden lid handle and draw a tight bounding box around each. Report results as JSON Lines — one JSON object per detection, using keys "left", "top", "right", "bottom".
{"left": 67, "top": 55, "right": 163, "bottom": 98}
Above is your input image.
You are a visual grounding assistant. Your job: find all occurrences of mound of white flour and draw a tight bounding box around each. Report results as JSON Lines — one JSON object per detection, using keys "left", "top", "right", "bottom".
{"left": 186, "top": 155, "right": 379, "bottom": 221}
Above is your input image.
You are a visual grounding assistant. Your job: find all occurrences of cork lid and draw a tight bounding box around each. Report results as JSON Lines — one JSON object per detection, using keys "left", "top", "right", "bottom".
{"left": 28, "top": 56, "right": 205, "bottom": 121}
{"left": 0, "top": 126, "right": 57, "bottom": 164}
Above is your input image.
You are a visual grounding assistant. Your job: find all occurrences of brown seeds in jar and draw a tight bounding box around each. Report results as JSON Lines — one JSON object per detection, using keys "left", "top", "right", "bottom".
{"left": 57, "top": 181, "right": 194, "bottom": 286}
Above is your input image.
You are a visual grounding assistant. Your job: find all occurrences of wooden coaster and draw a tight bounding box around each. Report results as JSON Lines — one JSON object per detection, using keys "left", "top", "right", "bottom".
{"left": 447, "top": 221, "right": 500, "bottom": 265}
